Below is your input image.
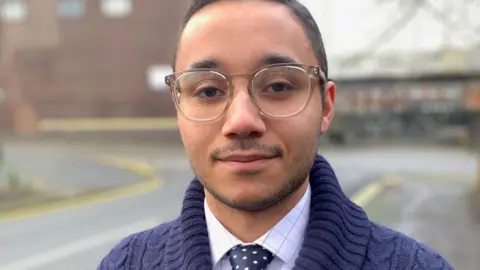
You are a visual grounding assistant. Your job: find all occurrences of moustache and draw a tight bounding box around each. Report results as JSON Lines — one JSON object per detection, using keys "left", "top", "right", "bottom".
{"left": 211, "top": 140, "right": 283, "bottom": 160}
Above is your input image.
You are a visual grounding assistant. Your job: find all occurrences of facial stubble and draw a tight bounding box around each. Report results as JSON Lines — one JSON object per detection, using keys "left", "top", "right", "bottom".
{"left": 200, "top": 143, "right": 317, "bottom": 212}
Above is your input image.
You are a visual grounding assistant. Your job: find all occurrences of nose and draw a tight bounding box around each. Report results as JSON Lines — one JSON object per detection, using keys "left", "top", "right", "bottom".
{"left": 221, "top": 89, "right": 266, "bottom": 140}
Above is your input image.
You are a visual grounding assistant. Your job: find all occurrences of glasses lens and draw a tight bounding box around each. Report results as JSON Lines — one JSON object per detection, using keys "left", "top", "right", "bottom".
{"left": 174, "top": 71, "right": 229, "bottom": 120}
{"left": 252, "top": 66, "right": 311, "bottom": 117}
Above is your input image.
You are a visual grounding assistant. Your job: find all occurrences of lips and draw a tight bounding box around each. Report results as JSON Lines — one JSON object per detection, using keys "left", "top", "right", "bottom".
{"left": 216, "top": 152, "right": 279, "bottom": 171}
{"left": 219, "top": 153, "right": 277, "bottom": 163}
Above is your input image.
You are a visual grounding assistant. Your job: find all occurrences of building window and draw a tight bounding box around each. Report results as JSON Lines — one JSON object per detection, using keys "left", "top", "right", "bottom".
{"left": 147, "top": 65, "right": 172, "bottom": 92}
{"left": 101, "top": 0, "right": 132, "bottom": 18}
{"left": 0, "top": 0, "right": 28, "bottom": 22}
{"left": 0, "top": 87, "right": 5, "bottom": 105}
{"left": 58, "top": 0, "right": 85, "bottom": 19}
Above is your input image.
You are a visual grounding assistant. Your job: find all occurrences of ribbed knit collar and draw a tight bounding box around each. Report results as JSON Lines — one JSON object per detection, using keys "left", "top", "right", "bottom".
{"left": 164, "top": 155, "right": 371, "bottom": 270}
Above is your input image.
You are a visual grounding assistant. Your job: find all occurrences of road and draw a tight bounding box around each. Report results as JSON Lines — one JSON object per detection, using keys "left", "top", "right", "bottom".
{"left": 0, "top": 172, "right": 191, "bottom": 270}
{"left": 0, "top": 143, "right": 476, "bottom": 270}
{"left": 2, "top": 143, "right": 145, "bottom": 191}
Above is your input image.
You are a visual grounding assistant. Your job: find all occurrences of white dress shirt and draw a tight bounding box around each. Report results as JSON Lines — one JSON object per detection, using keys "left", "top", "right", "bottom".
{"left": 205, "top": 184, "right": 311, "bottom": 270}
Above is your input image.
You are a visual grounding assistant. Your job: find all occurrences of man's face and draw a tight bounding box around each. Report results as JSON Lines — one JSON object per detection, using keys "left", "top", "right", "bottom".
{"left": 174, "top": 0, "right": 335, "bottom": 211}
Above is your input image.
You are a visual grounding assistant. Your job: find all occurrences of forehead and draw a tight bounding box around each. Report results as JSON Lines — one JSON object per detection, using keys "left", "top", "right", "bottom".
{"left": 175, "top": 1, "right": 317, "bottom": 73}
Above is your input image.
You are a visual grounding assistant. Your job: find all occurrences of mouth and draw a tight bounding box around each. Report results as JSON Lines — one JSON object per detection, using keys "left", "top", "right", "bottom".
{"left": 219, "top": 154, "right": 277, "bottom": 163}
{"left": 217, "top": 153, "right": 279, "bottom": 171}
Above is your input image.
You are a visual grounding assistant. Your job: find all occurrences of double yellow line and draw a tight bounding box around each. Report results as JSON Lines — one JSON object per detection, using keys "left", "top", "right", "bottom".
{"left": 350, "top": 174, "right": 401, "bottom": 208}
{"left": 0, "top": 156, "right": 161, "bottom": 222}
{"left": 38, "top": 117, "right": 178, "bottom": 132}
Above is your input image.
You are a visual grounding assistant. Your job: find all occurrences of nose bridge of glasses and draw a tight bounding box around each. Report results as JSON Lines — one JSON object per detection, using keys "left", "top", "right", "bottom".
{"left": 228, "top": 72, "right": 253, "bottom": 86}
{"left": 225, "top": 72, "right": 255, "bottom": 96}
{"left": 222, "top": 73, "right": 261, "bottom": 115}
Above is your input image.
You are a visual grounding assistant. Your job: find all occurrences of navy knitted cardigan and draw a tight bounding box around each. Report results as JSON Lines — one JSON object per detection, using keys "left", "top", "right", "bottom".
{"left": 99, "top": 155, "right": 452, "bottom": 270}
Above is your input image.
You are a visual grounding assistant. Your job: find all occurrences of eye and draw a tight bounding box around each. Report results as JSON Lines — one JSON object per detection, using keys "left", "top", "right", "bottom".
{"left": 194, "top": 87, "right": 226, "bottom": 99}
{"left": 200, "top": 87, "right": 221, "bottom": 97}
{"left": 267, "top": 82, "right": 293, "bottom": 92}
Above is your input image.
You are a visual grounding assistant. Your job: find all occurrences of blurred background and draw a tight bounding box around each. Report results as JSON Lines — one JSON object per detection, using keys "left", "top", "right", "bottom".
{"left": 0, "top": 0, "right": 479, "bottom": 269}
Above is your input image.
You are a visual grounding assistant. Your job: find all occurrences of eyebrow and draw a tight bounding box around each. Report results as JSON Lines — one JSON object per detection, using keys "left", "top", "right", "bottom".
{"left": 260, "top": 54, "right": 299, "bottom": 65}
{"left": 188, "top": 59, "right": 220, "bottom": 70}
{"left": 186, "top": 53, "right": 298, "bottom": 71}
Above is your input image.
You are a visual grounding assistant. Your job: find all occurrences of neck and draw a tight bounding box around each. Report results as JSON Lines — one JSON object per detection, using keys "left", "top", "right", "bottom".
{"left": 205, "top": 179, "right": 309, "bottom": 243}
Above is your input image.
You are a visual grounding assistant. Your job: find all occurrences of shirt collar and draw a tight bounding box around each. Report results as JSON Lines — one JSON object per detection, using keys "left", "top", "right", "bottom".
{"left": 205, "top": 183, "right": 311, "bottom": 267}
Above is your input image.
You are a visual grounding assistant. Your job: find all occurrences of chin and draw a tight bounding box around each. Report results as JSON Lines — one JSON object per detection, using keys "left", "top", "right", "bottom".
{"left": 221, "top": 185, "right": 281, "bottom": 211}
{"left": 226, "top": 195, "right": 278, "bottom": 211}
{"left": 227, "top": 186, "right": 265, "bottom": 200}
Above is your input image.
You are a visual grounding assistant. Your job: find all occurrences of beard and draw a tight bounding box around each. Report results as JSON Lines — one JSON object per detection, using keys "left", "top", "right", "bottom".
{"left": 194, "top": 139, "right": 318, "bottom": 212}
{"left": 203, "top": 167, "right": 310, "bottom": 211}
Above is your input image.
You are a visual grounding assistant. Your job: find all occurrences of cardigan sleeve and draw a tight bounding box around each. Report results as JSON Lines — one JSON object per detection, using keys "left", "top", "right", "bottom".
{"left": 408, "top": 240, "right": 453, "bottom": 270}
{"left": 97, "top": 222, "right": 172, "bottom": 270}
{"left": 364, "top": 223, "right": 453, "bottom": 270}
{"left": 97, "top": 234, "right": 136, "bottom": 270}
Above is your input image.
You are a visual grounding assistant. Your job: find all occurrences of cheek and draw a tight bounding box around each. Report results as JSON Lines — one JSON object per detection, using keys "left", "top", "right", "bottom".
{"left": 283, "top": 100, "right": 323, "bottom": 138}
{"left": 178, "top": 121, "right": 217, "bottom": 163}
{"left": 273, "top": 118, "right": 319, "bottom": 154}
{"left": 273, "top": 109, "right": 322, "bottom": 157}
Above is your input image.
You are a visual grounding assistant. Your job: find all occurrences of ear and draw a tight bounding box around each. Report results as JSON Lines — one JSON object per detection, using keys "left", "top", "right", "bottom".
{"left": 320, "top": 81, "right": 335, "bottom": 134}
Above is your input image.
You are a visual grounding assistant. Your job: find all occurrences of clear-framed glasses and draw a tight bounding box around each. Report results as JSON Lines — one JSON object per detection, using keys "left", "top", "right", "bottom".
{"left": 164, "top": 63, "right": 326, "bottom": 122}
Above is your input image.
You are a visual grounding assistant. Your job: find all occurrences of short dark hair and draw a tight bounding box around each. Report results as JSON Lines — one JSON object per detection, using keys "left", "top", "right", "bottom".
{"left": 172, "top": 0, "right": 329, "bottom": 79}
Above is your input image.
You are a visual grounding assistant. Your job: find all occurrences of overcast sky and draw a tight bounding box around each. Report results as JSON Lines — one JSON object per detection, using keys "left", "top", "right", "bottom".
{"left": 300, "top": 0, "right": 480, "bottom": 58}
{"left": 148, "top": 1, "right": 480, "bottom": 84}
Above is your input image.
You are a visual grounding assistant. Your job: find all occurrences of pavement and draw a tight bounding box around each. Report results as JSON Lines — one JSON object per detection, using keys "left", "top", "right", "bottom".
{"left": 0, "top": 140, "right": 190, "bottom": 270}
{"left": 1, "top": 142, "right": 149, "bottom": 192}
{"left": 0, "top": 176, "right": 188, "bottom": 270}
{"left": 0, "top": 139, "right": 478, "bottom": 269}
{"left": 364, "top": 173, "right": 480, "bottom": 270}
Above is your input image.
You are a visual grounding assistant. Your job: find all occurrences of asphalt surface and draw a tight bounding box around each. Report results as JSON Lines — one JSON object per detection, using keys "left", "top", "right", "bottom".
{"left": 363, "top": 173, "right": 480, "bottom": 270}
{"left": 2, "top": 144, "right": 144, "bottom": 191}
{"left": 0, "top": 142, "right": 477, "bottom": 270}
{"left": 0, "top": 176, "right": 190, "bottom": 270}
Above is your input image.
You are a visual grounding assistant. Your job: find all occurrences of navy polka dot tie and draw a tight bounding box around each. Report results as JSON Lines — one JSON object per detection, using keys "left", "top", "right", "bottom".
{"left": 228, "top": 244, "right": 274, "bottom": 270}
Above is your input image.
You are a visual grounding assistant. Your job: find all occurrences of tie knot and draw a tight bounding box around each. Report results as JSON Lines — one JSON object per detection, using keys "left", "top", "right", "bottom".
{"left": 228, "top": 244, "right": 274, "bottom": 270}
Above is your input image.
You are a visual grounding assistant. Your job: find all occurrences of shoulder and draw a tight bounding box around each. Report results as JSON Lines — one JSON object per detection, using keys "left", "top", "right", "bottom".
{"left": 97, "top": 219, "right": 177, "bottom": 270}
{"left": 363, "top": 222, "right": 453, "bottom": 270}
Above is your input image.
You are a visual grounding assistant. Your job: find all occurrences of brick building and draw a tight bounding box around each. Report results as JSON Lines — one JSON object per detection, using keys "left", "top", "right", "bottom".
{"left": 0, "top": 0, "right": 188, "bottom": 134}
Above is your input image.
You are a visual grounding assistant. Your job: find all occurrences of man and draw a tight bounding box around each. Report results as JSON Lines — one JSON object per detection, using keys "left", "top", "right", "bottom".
{"left": 99, "top": 0, "right": 451, "bottom": 269}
